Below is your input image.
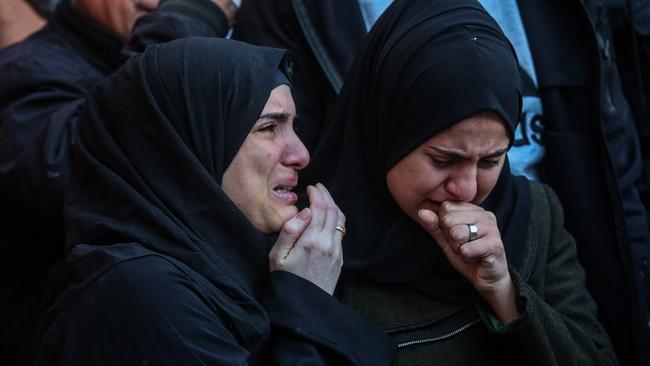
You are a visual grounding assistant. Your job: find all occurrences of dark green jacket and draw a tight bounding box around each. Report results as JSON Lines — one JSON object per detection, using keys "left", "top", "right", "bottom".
{"left": 340, "top": 182, "right": 618, "bottom": 365}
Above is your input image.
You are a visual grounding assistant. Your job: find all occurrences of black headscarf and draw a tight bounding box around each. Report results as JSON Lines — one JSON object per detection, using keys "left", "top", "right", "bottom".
{"left": 64, "top": 37, "right": 288, "bottom": 350}
{"left": 302, "top": 0, "right": 531, "bottom": 303}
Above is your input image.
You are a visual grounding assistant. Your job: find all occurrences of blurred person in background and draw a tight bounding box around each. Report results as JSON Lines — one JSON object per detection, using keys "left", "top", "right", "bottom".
{"left": 0, "top": 0, "right": 46, "bottom": 48}
{"left": 0, "top": 0, "right": 237, "bottom": 364}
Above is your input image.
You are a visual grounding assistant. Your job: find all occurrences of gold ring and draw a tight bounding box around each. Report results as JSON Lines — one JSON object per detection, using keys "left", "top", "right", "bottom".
{"left": 335, "top": 225, "right": 347, "bottom": 236}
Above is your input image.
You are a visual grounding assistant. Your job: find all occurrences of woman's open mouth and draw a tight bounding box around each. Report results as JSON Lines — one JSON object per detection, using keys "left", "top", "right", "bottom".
{"left": 273, "top": 185, "right": 298, "bottom": 204}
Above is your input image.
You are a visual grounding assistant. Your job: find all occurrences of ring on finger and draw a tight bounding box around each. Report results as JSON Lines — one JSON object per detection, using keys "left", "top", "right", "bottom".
{"left": 467, "top": 223, "right": 478, "bottom": 242}
{"left": 335, "top": 225, "right": 347, "bottom": 236}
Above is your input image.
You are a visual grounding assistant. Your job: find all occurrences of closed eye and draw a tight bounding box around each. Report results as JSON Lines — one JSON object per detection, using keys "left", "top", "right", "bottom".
{"left": 431, "top": 157, "right": 454, "bottom": 168}
{"left": 479, "top": 159, "right": 501, "bottom": 169}
{"left": 257, "top": 123, "right": 278, "bottom": 133}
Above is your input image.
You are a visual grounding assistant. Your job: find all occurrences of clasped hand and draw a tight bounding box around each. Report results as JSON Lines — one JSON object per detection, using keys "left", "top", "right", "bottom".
{"left": 268, "top": 183, "right": 345, "bottom": 295}
{"left": 418, "top": 202, "right": 520, "bottom": 323}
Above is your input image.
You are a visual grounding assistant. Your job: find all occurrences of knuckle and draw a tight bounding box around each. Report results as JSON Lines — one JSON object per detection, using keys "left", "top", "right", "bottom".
{"left": 442, "top": 215, "right": 454, "bottom": 228}
{"left": 281, "top": 221, "right": 300, "bottom": 235}
{"left": 450, "top": 226, "right": 465, "bottom": 241}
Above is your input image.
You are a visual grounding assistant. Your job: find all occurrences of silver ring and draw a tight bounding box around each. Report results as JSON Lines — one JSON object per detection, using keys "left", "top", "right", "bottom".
{"left": 467, "top": 223, "right": 478, "bottom": 242}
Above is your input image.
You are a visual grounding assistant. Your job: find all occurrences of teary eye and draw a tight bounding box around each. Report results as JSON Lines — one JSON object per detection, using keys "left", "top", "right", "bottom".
{"left": 257, "top": 122, "right": 278, "bottom": 133}
{"left": 479, "top": 159, "right": 500, "bottom": 168}
{"left": 431, "top": 157, "right": 453, "bottom": 168}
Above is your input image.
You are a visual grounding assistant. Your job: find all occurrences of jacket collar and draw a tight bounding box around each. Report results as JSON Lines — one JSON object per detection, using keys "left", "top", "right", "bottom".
{"left": 50, "top": 0, "right": 125, "bottom": 71}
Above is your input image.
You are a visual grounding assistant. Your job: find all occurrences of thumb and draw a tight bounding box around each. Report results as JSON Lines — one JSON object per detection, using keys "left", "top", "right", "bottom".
{"left": 269, "top": 208, "right": 311, "bottom": 262}
{"left": 418, "top": 209, "right": 447, "bottom": 247}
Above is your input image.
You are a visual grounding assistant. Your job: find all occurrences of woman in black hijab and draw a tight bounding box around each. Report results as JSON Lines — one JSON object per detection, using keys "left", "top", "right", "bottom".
{"left": 302, "top": 0, "right": 618, "bottom": 364}
{"left": 32, "top": 37, "right": 394, "bottom": 365}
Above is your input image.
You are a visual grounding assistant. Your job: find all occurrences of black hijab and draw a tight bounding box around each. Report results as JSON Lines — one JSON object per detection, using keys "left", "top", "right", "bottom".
{"left": 63, "top": 37, "right": 288, "bottom": 351}
{"left": 303, "top": 0, "right": 531, "bottom": 303}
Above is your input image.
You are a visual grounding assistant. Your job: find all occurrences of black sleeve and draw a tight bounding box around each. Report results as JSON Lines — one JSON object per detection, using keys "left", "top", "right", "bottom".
{"left": 34, "top": 256, "right": 253, "bottom": 365}
{"left": 35, "top": 258, "right": 395, "bottom": 366}
{"left": 263, "top": 271, "right": 396, "bottom": 366}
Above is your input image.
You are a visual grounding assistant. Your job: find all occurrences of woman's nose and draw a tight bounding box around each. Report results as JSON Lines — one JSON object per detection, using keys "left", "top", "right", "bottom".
{"left": 445, "top": 167, "right": 478, "bottom": 202}
{"left": 283, "top": 130, "right": 310, "bottom": 170}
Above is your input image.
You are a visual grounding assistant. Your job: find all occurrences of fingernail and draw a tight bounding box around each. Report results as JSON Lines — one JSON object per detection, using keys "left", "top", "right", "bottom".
{"left": 298, "top": 207, "right": 311, "bottom": 220}
{"left": 418, "top": 208, "right": 436, "bottom": 222}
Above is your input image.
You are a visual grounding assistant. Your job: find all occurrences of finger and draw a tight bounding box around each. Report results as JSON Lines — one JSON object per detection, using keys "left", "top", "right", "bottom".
{"left": 419, "top": 208, "right": 464, "bottom": 256}
{"left": 439, "top": 210, "right": 496, "bottom": 234}
{"left": 448, "top": 222, "right": 487, "bottom": 246}
{"left": 417, "top": 209, "right": 449, "bottom": 247}
{"left": 305, "top": 185, "right": 327, "bottom": 233}
{"left": 333, "top": 208, "right": 346, "bottom": 244}
{"left": 316, "top": 183, "right": 339, "bottom": 235}
{"left": 457, "top": 237, "right": 506, "bottom": 265}
{"left": 269, "top": 208, "right": 311, "bottom": 262}
{"left": 439, "top": 201, "right": 485, "bottom": 216}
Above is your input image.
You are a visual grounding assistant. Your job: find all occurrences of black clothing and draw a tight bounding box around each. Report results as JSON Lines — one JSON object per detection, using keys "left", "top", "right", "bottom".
{"left": 0, "top": 1, "right": 229, "bottom": 364}
{"left": 303, "top": 0, "right": 530, "bottom": 305}
{"left": 594, "top": 2, "right": 650, "bottom": 349}
{"left": 234, "top": 0, "right": 649, "bottom": 364}
{"left": 34, "top": 37, "right": 394, "bottom": 365}
{"left": 519, "top": 2, "right": 649, "bottom": 364}
{"left": 234, "top": 0, "right": 366, "bottom": 151}
{"left": 36, "top": 246, "right": 392, "bottom": 365}
{"left": 598, "top": 0, "right": 650, "bottom": 162}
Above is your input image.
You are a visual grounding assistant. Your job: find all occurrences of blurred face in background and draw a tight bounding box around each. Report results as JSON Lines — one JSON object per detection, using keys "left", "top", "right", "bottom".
{"left": 75, "top": 0, "right": 159, "bottom": 39}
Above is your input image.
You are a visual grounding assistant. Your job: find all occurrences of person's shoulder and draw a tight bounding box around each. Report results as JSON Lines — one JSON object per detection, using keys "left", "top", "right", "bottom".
{"left": 0, "top": 25, "right": 98, "bottom": 84}
{"left": 36, "top": 247, "right": 231, "bottom": 365}
{"left": 61, "top": 244, "right": 196, "bottom": 310}
{"left": 528, "top": 180, "right": 562, "bottom": 215}
{"left": 93, "top": 250, "right": 194, "bottom": 301}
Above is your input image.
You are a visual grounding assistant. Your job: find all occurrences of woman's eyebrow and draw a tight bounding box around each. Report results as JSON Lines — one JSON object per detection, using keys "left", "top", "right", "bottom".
{"left": 483, "top": 148, "right": 509, "bottom": 158}
{"left": 429, "top": 146, "right": 508, "bottom": 159}
{"left": 258, "top": 112, "right": 291, "bottom": 121}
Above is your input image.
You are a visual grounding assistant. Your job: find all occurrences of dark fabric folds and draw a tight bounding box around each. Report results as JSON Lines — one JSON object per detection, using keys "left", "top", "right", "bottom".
{"left": 302, "top": 0, "right": 531, "bottom": 303}
{"left": 63, "top": 37, "right": 288, "bottom": 352}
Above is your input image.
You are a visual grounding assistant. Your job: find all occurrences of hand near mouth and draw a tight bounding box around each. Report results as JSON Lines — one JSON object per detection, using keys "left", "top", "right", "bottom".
{"left": 417, "top": 201, "right": 520, "bottom": 324}
{"left": 268, "top": 183, "right": 346, "bottom": 295}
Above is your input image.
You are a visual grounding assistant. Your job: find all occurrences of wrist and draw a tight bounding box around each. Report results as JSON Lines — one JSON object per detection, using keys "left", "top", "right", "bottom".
{"left": 478, "top": 275, "right": 520, "bottom": 324}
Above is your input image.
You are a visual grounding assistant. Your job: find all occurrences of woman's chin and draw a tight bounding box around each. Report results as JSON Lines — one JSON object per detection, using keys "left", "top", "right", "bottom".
{"left": 267, "top": 205, "right": 299, "bottom": 233}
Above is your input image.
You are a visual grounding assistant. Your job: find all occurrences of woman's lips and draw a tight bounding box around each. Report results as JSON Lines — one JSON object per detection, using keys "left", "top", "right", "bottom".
{"left": 272, "top": 187, "right": 298, "bottom": 204}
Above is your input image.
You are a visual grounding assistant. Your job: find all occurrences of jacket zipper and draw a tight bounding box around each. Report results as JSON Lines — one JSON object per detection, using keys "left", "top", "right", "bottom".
{"left": 396, "top": 319, "right": 480, "bottom": 348}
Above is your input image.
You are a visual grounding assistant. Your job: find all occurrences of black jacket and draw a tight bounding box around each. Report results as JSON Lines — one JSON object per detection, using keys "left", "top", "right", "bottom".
{"left": 34, "top": 244, "right": 394, "bottom": 366}
{"left": 598, "top": 0, "right": 650, "bottom": 216}
{"left": 0, "top": 1, "right": 228, "bottom": 364}
{"left": 234, "top": 0, "right": 649, "bottom": 364}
